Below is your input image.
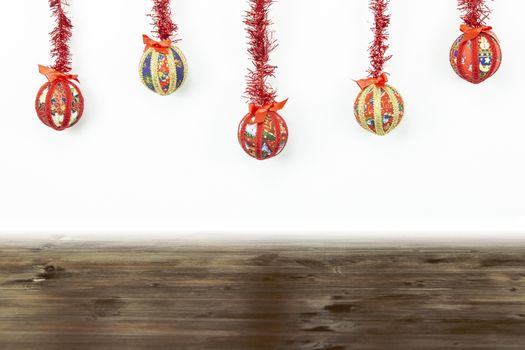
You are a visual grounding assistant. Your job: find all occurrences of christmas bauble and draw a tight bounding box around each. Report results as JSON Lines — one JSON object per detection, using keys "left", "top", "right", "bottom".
{"left": 238, "top": 110, "right": 288, "bottom": 160}
{"left": 354, "top": 83, "right": 404, "bottom": 136}
{"left": 35, "top": 78, "right": 84, "bottom": 131}
{"left": 139, "top": 44, "right": 187, "bottom": 96}
{"left": 450, "top": 31, "right": 501, "bottom": 84}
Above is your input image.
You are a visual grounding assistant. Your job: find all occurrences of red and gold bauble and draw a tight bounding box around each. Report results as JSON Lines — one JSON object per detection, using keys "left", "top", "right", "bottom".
{"left": 353, "top": 74, "right": 404, "bottom": 136}
{"left": 35, "top": 66, "right": 84, "bottom": 131}
{"left": 450, "top": 25, "right": 502, "bottom": 84}
{"left": 238, "top": 101, "right": 288, "bottom": 160}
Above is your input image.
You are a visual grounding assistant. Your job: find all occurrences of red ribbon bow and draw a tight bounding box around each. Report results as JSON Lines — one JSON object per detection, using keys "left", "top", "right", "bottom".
{"left": 38, "top": 65, "right": 79, "bottom": 82}
{"left": 143, "top": 34, "right": 172, "bottom": 54}
{"left": 355, "top": 73, "right": 388, "bottom": 90}
{"left": 248, "top": 99, "right": 288, "bottom": 124}
{"left": 460, "top": 24, "right": 493, "bottom": 43}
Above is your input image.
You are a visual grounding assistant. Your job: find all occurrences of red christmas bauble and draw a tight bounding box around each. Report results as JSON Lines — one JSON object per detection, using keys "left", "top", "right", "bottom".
{"left": 450, "top": 31, "right": 502, "bottom": 84}
{"left": 35, "top": 79, "right": 84, "bottom": 131}
{"left": 238, "top": 111, "right": 288, "bottom": 160}
{"left": 353, "top": 83, "right": 404, "bottom": 136}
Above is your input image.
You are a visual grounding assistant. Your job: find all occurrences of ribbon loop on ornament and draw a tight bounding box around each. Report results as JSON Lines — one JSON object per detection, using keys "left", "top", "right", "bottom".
{"left": 355, "top": 73, "right": 388, "bottom": 90}
{"left": 143, "top": 34, "right": 172, "bottom": 54}
{"left": 249, "top": 99, "right": 288, "bottom": 124}
{"left": 460, "top": 24, "right": 493, "bottom": 43}
{"left": 38, "top": 65, "right": 79, "bottom": 83}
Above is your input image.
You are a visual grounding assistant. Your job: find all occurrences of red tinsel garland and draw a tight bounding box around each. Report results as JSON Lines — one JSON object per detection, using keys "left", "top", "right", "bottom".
{"left": 245, "top": 0, "right": 277, "bottom": 106}
{"left": 49, "top": 0, "right": 73, "bottom": 73}
{"left": 459, "top": 0, "right": 491, "bottom": 27}
{"left": 368, "top": 0, "right": 392, "bottom": 78}
{"left": 150, "top": 0, "right": 178, "bottom": 41}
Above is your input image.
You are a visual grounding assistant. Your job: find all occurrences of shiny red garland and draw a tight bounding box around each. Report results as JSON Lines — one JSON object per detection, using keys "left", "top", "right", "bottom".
{"left": 244, "top": 0, "right": 277, "bottom": 106}
{"left": 458, "top": 0, "right": 491, "bottom": 27}
{"left": 49, "top": 0, "right": 73, "bottom": 73}
{"left": 368, "top": 0, "right": 392, "bottom": 78}
{"left": 150, "top": 0, "right": 178, "bottom": 41}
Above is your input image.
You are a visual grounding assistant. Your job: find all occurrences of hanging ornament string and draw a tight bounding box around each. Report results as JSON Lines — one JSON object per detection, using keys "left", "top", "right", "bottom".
{"left": 367, "top": 0, "right": 392, "bottom": 81}
{"left": 140, "top": 0, "right": 187, "bottom": 96}
{"left": 238, "top": 0, "right": 288, "bottom": 160}
{"left": 353, "top": 0, "right": 404, "bottom": 136}
{"left": 150, "top": 0, "right": 178, "bottom": 42}
{"left": 36, "top": 0, "right": 84, "bottom": 131}
{"left": 48, "top": 0, "right": 73, "bottom": 74}
{"left": 245, "top": 0, "right": 278, "bottom": 107}
{"left": 458, "top": 0, "right": 491, "bottom": 28}
{"left": 457, "top": 0, "right": 495, "bottom": 43}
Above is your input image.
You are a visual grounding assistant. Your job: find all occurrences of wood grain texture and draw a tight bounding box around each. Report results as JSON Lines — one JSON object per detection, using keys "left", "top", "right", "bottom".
{"left": 1, "top": 243, "right": 525, "bottom": 349}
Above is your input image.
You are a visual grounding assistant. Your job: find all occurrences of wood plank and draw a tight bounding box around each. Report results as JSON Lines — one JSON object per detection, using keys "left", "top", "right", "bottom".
{"left": 0, "top": 243, "right": 524, "bottom": 349}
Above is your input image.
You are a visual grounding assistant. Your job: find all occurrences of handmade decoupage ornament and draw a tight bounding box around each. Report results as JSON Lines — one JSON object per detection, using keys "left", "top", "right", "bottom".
{"left": 450, "top": 0, "right": 501, "bottom": 84}
{"left": 354, "top": 74, "right": 404, "bottom": 136}
{"left": 353, "top": 0, "right": 404, "bottom": 136}
{"left": 238, "top": 100, "right": 288, "bottom": 160}
{"left": 140, "top": 0, "right": 187, "bottom": 95}
{"left": 238, "top": 0, "right": 288, "bottom": 160}
{"left": 36, "top": 0, "right": 84, "bottom": 131}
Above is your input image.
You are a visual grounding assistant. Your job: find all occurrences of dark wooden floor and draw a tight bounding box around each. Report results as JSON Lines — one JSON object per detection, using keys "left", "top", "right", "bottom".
{"left": 1, "top": 242, "right": 525, "bottom": 349}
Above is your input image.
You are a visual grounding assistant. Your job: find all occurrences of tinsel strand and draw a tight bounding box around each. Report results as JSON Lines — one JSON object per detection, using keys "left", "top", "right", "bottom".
{"left": 150, "top": 0, "right": 178, "bottom": 41}
{"left": 368, "top": 0, "right": 392, "bottom": 78}
{"left": 458, "top": 0, "right": 491, "bottom": 27}
{"left": 245, "top": 0, "right": 277, "bottom": 106}
{"left": 49, "top": 0, "right": 73, "bottom": 73}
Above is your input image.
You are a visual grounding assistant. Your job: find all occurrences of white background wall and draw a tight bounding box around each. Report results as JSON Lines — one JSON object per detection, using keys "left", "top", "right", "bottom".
{"left": 0, "top": 0, "right": 524, "bottom": 241}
